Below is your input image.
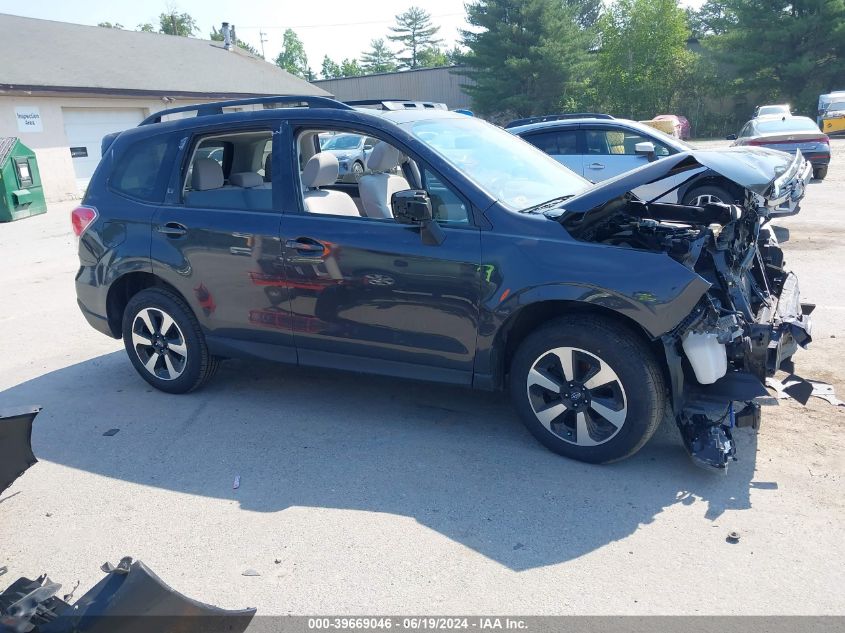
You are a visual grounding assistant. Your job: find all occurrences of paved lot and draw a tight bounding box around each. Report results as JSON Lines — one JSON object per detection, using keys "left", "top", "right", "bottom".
{"left": 1, "top": 141, "right": 843, "bottom": 616}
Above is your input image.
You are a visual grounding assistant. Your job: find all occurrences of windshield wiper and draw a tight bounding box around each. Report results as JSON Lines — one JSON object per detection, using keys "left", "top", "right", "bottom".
{"left": 520, "top": 195, "right": 574, "bottom": 214}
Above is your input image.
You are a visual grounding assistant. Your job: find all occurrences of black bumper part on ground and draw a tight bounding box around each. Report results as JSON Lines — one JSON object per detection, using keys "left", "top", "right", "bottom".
{"left": 0, "top": 557, "right": 257, "bottom": 633}
{"left": 0, "top": 405, "right": 40, "bottom": 495}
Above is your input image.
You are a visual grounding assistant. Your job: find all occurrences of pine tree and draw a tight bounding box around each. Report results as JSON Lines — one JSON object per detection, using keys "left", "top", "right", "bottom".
{"left": 361, "top": 39, "right": 398, "bottom": 73}
{"left": 388, "top": 7, "right": 442, "bottom": 69}
{"left": 461, "top": 0, "right": 593, "bottom": 117}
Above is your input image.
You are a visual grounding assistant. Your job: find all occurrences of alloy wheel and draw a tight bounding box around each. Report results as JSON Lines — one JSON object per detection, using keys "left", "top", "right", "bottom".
{"left": 690, "top": 194, "right": 723, "bottom": 205}
{"left": 526, "top": 347, "right": 628, "bottom": 446}
{"left": 131, "top": 307, "right": 188, "bottom": 381}
{"left": 352, "top": 162, "right": 364, "bottom": 180}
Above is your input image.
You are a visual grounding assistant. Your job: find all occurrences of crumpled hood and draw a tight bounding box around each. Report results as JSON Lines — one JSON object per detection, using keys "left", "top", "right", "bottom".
{"left": 553, "top": 147, "right": 808, "bottom": 218}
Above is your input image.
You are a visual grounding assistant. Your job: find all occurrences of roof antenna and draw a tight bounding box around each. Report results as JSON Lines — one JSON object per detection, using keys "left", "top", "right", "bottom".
{"left": 221, "top": 22, "right": 232, "bottom": 50}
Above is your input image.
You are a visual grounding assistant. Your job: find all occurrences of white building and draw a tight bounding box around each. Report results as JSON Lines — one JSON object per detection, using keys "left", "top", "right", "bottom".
{"left": 0, "top": 14, "right": 329, "bottom": 201}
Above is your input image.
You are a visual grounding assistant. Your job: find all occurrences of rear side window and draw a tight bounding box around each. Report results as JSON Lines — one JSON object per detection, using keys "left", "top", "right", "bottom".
{"left": 110, "top": 135, "right": 172, "bottom": 202}
{"left": 524, "top": 130, "right": 579, "bottom": 155}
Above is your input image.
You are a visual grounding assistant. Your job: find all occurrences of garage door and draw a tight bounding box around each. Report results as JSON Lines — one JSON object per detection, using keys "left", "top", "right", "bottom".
{"left": 62, "top": 108, "right": 145, "bottom": 193}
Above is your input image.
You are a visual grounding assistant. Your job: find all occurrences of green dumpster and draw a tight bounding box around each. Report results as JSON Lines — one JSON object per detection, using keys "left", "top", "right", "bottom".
{"left": 0, "top": 137, "right": 47, "bottom": 222}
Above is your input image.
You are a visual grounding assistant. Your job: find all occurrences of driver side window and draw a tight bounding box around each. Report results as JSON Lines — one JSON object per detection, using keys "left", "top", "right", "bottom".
{"left": 421, "top": 168, "right": 469, "bottom": 225}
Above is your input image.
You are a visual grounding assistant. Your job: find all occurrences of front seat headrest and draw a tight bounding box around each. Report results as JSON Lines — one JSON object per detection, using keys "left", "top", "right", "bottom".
{"left": 192, "top": 158, "right": 224, "bottom": 191}
{"left": 302, "top": 153, "right": 339, "bottom": 188}
{"left": 366, "top": 142, "right": 403, "bottom": 172}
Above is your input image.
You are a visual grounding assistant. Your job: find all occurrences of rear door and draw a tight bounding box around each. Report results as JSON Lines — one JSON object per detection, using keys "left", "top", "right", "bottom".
{"left": 151, "top": 122, "right": 296, "bottom": 362}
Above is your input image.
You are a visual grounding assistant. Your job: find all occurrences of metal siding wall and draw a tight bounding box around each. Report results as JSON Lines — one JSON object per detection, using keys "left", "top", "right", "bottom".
{"left": 314, "top": 67, "right": 473, "bottom": 110}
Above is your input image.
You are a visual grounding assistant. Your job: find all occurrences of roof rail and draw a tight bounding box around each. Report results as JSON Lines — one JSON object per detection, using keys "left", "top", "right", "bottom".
{"left": 345, "top": 99, "right": 448, "bottom": 111}
{"left": 504, "top": 113, "right": 614, "bottom": 129}
{"left": 139, "top": 95, "right": 353, "bottom": 125}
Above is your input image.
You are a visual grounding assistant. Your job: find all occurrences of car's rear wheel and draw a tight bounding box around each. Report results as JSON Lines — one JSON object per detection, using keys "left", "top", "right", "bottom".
{"left": 122, "top": 288, "right": 219, "bottom": 394}
{"left": 813, "top": 166, "right": 827, "bottom": 180}
{"left": 682, "top": 184, "right": 735, "bottom": 206}
{"left": 509, "top": 315, "right": 666, "bottom": 463}
{"left": 351, "top": 161, "right": 364, "bottom": 181}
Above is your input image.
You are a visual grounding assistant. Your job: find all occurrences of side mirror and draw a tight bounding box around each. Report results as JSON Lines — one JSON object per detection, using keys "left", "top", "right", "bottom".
{"left": 392, "top": 189, "right": 433, "bottom": 224}
{"left": 634, "top": 141, "right": 656, "bottom": 156}
{"left": 391, "top": 189, "right": 445, "bottom": 246}
{"left": 726, "top": 134, "right": 737, "bottom": 141}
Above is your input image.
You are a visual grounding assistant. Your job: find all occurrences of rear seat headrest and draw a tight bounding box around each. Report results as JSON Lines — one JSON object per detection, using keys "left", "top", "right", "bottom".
{"left": 192, "top": 158, "right": 224, "bottom": 191}
{"left": 229, "top": 172, "right": 263, "bottom": 188}
{"left": 302, "top": 153, "right": 339, "bottom": 188}
{"left": 366, "top": 142, "right": 403, "bottom": 172}
{"left": 264, "top": 152, "right": 272, "bottom": 182}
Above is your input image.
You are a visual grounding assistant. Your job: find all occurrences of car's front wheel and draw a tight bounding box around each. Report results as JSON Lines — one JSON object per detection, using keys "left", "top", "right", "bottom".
{"left": 122, "top": 288, "right": 219, "bottom": 394}
{"left": 351, "top": 161, "right": 364, "bottom": 181}
{"left": 509, "top": 315, "right": 666, "bottom": 463}
{"left": 682, "top": 184, "right": 735, "bottom": 206}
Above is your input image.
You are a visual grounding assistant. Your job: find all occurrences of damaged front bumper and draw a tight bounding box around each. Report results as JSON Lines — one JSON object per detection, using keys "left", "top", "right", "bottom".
{"left": 665, "top": 272, "right": 813, "bottom": 472}
{"left": 0, "top": 556, "right": 256, "bottom": 633}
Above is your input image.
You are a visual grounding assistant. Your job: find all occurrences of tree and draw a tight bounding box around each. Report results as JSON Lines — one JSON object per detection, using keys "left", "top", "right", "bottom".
{"left": 566, "top": 0, "right": 602, "bottom": 29}
{"left": 701, "top": 0, "right": 845, "bottom": 115}
{"left": 158, "top": 11, "right": 198, "bottom": 36}
{"left": 417, "top": 46, "right": 449, "bottom": 68}
{"left": 209, "top": 26, "right": 261, "bottom": 57}
{"left": 321, "top": 56, "right": 343, "bottom": 79}
{"left": 461, "top": 0, "right": 594, "bottom": 117}
{"left": 340, "top": 58, "right": 364, "bottom": 77}
{"left": 445, "top": 45, "right": 465, "bottom": 65}
{"left": 361, "top": 39, "right": 398, "bottom": 73}
{"left": 137, "top": 23, "right": 156, "bottom": 32}
{"left": 593, "top": 0, "right": 696, "bottom": 119}
{"left": 275, "top": 29, "right": 311, "bottom": 79}
{"left": 388, "top": 6, "right": 442, "bottom": 69}
{"left": 98, "top": 22, "right": 124, "bottom": 29}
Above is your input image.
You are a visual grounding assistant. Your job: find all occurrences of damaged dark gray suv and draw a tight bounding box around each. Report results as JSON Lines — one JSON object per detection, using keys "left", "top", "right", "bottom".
{"left": 74, "top": 97, "right": 814, "bottom": 471}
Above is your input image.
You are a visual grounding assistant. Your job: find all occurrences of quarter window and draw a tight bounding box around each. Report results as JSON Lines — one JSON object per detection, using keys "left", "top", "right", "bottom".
{"left": 110, "top": 134, "right": 172, "bottom": 202}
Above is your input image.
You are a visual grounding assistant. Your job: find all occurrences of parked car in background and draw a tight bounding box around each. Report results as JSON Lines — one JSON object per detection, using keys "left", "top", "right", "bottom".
{"left": 318, "top": 132, "right": 378, "bottom": 182}
{"left": 76, "top": 96, "right": 813, "bottom": 470}
{"left": 754, "top": 104, "right": 791, "bottom": 117}
{"left": 509, "top": 116, "right": 801, "bottom": 206}
{"left": 820, "top": 98, "right": 845, "bottom": 137}
{"left": 728, "top": 115, "right": 830, "bottom": 180}
{"left": 817, "top": 91, "right": 845, "bottom": 125}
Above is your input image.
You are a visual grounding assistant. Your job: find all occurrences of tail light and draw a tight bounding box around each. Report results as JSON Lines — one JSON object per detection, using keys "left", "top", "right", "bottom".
{"left": 71, "top": 205, "right": 98, "bottom": 237}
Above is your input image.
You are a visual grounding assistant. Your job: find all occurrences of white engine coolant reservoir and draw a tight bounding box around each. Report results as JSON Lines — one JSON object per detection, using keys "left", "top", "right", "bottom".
{"left": 682, "top": 331, "right": 728, "bottom": 385}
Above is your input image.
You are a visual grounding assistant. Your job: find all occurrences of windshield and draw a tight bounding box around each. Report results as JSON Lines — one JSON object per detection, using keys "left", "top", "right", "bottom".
{"left": 827, "top": 102, "right": 845, "bottom": 111}
{"left": 406, "top": 117, "right": 590, "bottom": 211}
{"left": 756, "top": 118, "right": 820, "bottom": 133}
{"left": 322, "top": 134, "right": 362, "bottom": 150}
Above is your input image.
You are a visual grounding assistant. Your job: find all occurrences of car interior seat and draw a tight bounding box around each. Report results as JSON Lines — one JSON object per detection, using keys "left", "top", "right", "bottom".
{"left": 302, "top": 153, "right": 359, "bottom": 216}
{"left": 185, "top": 158, "right": 244, "bottom": 208}
{"left": 359, "top": 142, "right": 411, "bottom": 219}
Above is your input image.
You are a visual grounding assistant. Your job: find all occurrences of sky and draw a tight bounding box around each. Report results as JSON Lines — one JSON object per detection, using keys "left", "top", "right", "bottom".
{"left": 0, "top": 0, "right": 471, "bottom": 72}
{"left": 0, "top": 0, "right": 706, "bottom": 75}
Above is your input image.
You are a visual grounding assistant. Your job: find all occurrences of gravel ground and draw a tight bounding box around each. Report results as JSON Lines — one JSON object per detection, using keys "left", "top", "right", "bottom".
{"left": 0, "top": 141, "right": 843, "bottom": 617}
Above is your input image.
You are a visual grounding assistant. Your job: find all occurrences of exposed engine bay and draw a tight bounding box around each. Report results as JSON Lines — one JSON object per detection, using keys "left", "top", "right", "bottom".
{"left": 561, "top": 190, "right": 813, "bottom": 470}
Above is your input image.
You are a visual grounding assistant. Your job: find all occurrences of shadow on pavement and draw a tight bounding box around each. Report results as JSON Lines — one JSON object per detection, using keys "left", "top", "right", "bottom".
{"left": 0, "top": 351, "right": 759, "bottom": 571}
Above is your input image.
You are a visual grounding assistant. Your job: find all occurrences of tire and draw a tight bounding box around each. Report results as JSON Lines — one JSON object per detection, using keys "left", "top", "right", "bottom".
{"left": 682, "top": 184, "right": 735, "bottom": 206}
{"left": 122, "top": 288, "right": 219, "bottom": 394}
{"left": 813, "top": 166, "right": 827, "bottom": 180}
{"left": 351, "top": 161, "right": 364, "bottom": 181}
{"left": 509, "top": 315, "right": 666, "bottom": 464}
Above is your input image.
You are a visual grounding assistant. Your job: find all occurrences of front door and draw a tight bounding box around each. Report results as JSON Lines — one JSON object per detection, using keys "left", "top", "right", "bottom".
{"left": 280, "top": 149, "right": 482, "bottom": 383}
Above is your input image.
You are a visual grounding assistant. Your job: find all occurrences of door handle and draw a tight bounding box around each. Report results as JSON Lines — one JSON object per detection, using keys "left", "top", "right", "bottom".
{"left": 588, "top": 162, "right": 605, "bottom": 170}
{"left": 155, "top": 222, "right": 187, "bottom": 237}
{"left": 284, "top": 238, "right": 325, "bottom": 254}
